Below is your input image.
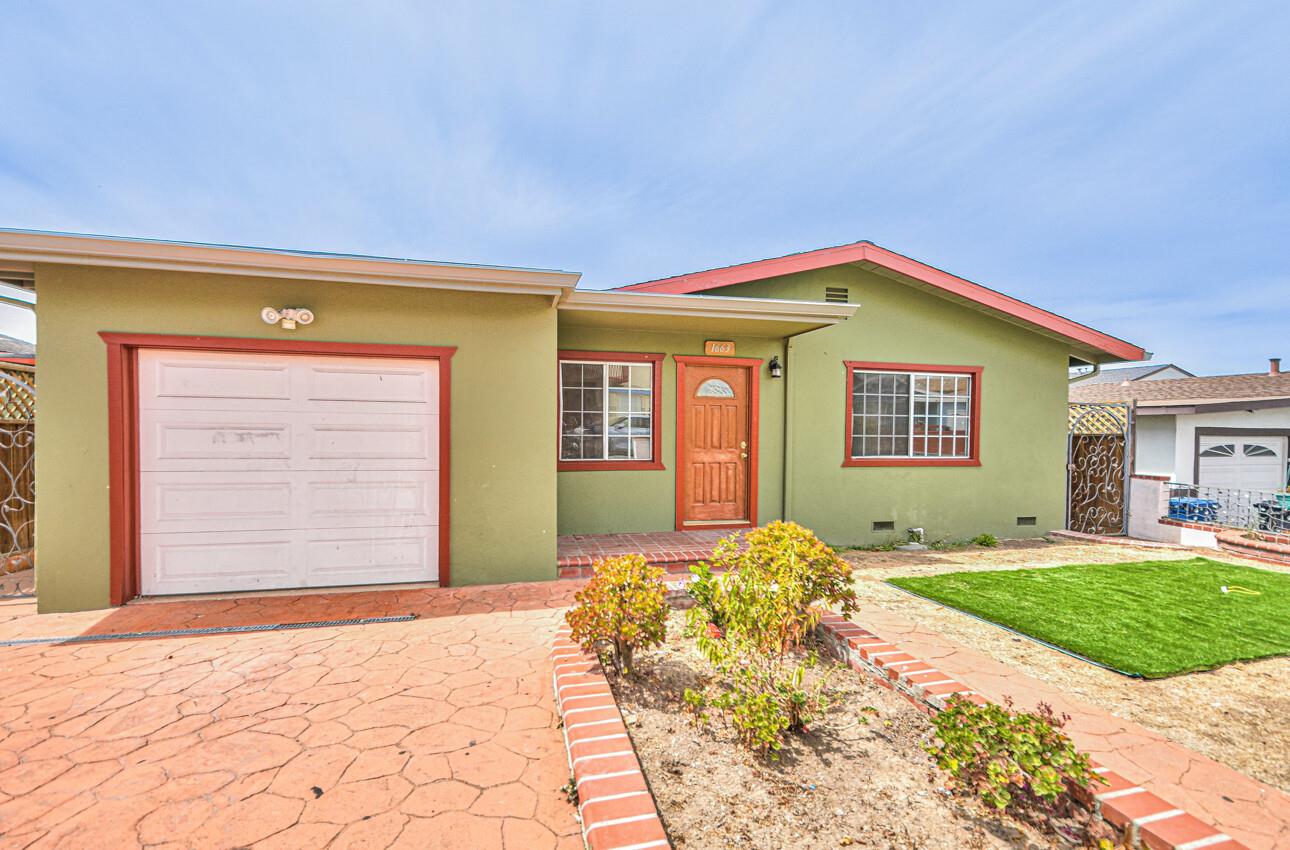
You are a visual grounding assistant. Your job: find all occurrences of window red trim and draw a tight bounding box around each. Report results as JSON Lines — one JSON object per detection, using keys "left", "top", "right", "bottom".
{"left": 842, "top": 360, "right": 982, "bottom": 468}
{"left": 100, "top": 332, "right": 457, "bottom": 605}
{"left": 556, "top": 350, "right": 665, "bottom": 471}
{"left": 674, "top": 355, "right": 761, "bottom": 530}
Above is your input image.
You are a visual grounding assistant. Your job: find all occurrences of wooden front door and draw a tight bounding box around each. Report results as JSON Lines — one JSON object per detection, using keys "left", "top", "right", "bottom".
{"left": 677, "top": 358, "right": 758, "bottom": 528}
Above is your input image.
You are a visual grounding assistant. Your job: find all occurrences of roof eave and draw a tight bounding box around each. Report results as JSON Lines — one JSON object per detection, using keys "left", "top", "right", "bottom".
{"left": 618, "top": 241, "right": 1145, "bottom": 363}
{"left": 0, "top": 229, "right": 581, "bottom": 298}
{"left": 559, "top": 289, "right": 857, "bottom": 324}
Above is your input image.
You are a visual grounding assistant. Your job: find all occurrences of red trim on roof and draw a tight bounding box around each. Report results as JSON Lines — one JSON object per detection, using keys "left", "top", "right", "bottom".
{"left": 618, "top": 241, "right": 1145, "bottom": 362}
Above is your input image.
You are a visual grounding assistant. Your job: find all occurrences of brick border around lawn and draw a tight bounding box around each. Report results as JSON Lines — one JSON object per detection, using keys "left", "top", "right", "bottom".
{"left": 551, "top": 627, "right": 670, "bottom": 850}
{"left": 813, "top": 613, "right": 1252, "bottom": 850}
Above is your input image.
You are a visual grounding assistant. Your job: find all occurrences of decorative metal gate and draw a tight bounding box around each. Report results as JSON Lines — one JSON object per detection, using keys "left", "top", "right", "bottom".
{"left": 0, "top": 365, "right": 35, "bottom": 597}
{"left": 1066, "top": 402, "right": 1131, "bottom": 535}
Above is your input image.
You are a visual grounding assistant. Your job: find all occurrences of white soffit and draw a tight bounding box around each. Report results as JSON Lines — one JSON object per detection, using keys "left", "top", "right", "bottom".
{"left": 560, "top": 289, "right": 857, "bottom": 324}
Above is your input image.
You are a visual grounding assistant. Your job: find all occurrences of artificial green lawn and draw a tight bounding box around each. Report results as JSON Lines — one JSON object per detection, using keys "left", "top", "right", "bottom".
{"left": 887, "top": 558, "right": 1290, "bottom": 678}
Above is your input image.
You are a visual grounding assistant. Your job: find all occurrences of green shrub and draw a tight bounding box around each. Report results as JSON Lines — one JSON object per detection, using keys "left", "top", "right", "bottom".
{"left": 566, "top": 554, "right": 668, "bottom": 677}
{"left": 689, "top": 520, "right": 858, "bottom": 653}
{"left": 684, "top": 522, "right": 853, "bottom": 755}
{"left": 685, "top": 561, "right": 723, "bottom": 631}
{"left": 683, "top": 653, "right": 827, "bottom": 756}
{"left": 928, "top": 696, "right": 1103, "bottom": 810}
{"left": 971, "top": 533, "right": 999, "bottom": 547}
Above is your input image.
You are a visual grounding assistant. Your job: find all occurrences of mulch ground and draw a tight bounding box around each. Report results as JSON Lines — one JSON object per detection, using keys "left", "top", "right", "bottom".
{"left": 608, "top": 611, "right": 1074, "bottom": 850}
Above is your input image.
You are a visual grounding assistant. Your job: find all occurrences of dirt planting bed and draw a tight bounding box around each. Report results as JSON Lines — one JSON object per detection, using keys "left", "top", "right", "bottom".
{"left": 607, "top": 612, "right": 1075, "bottom": 850}
{"left": 842, "top": 538, "right": 1290, "bottom": 793}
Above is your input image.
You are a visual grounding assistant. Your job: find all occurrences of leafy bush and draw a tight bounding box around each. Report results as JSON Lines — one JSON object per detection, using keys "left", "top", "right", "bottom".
{"left": 971, "top": 533, "right": 999, "bottom": 547}
{"left": 928, "top": 696, "right": 1104, "bottom": 810}
{"left": 682, "top": 653, "right": 827, "bottom": 756}
{"left": 683, "top": 522, "right": 854, "bottom": 755}
{"left": 685, "top": 561, "right": 724, "bottom": 631}
{"left": 566, "top": 554, "right": 668, "bottom": 677}
{"left": 688, "top": 521, "right": 858, "bottom": 653}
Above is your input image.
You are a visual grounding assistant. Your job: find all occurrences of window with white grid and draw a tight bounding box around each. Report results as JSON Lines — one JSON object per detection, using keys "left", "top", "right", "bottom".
{"left": 850, "top": 369, "right": 974, "bottom": 458}
{"left": 560, "top": 361, "right": 654, "bottom": 461}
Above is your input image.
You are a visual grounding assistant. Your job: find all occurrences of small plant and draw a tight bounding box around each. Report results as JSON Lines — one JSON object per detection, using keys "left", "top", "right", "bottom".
{"left": 686, "top": 561, "right": 724, "bottom": 631}
{"left": 971, "top": 533, "right": 999, "bottom": 547}
{"left": 927, "top": 696, "right": 1104, "bottom": 811}
{"left": 566, "top": 554, "right": 668, "bottom": 677}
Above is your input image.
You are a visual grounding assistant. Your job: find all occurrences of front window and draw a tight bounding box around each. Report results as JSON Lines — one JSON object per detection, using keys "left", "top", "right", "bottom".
{"left": 845, "top": 363, "right": 980, "bottom": 464}
{"left": 560, "top": 356, "right": 659, "bottom": 465}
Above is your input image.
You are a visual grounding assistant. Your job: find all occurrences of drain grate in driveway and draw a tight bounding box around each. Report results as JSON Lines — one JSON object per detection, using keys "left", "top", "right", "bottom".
{"left": 0, "top": 614, "right": 417, "bottom": 647}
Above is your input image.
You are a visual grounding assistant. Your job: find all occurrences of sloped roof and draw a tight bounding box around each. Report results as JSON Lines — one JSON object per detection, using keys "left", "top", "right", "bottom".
{"left": 616, "top": 240, "right": 1145, "bottom": 363}
{"left": 0, "top": 334, "right": 34, "bottom": 358}
{"left": 1074, "top": 363, "right": 1192, "bottom": 384}
{"left": 1069, "top": 371, "right": 1290, "bottom": 406}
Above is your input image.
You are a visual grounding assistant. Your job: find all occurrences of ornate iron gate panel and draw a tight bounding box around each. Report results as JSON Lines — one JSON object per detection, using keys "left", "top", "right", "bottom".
{"left": 0, "top": 365, "right": 34, "bottom": 597}
{"left": 1066, "top": 402, "right": 1131, "bottom": 535}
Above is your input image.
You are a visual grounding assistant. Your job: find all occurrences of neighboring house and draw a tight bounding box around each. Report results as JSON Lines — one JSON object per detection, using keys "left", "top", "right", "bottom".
{"left": 1070, "top": 362, "right": 1193, "bottom": 384}
{"left": 0, "top": 229, "right": 1143, "bottom": 613}
{"left": 0, "top": 333, "right": 35, "bottom": 367}
{"left": 1069, "top": 360, "right": 1290, "bottom": 491}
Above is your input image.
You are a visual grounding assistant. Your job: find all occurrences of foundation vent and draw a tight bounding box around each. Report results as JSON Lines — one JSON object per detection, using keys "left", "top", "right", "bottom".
{"left": 1016, "top": 516, "right": 1037, "bottom": 526}
{"left": 824, "top": 286, "right": 850, "bottom": 304}
{"left": 872, "top": 520, "right": 895, "bottom": 532}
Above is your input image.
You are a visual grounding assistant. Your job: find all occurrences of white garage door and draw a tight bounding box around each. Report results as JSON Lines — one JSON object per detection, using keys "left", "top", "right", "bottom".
{"left": 139, "top": 349, "right": 440, "bottom": 596}
{"left": 1198, "top": 435, "right": 1288, "bottom": 492}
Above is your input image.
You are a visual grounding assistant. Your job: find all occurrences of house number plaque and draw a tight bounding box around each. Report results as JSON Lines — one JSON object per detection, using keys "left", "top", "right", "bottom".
{"left": 704, "top": 340, "right": 735, "bottom": 355}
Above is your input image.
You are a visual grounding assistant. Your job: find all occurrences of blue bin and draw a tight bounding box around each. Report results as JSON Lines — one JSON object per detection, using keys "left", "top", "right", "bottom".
{"left": 1167, "top": 497, "right": 1219, "bottom": 522}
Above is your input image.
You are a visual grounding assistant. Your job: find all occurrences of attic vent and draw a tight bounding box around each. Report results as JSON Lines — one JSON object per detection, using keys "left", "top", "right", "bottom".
{"left": 824, "top": 286, "right": 850, "bottom": 304}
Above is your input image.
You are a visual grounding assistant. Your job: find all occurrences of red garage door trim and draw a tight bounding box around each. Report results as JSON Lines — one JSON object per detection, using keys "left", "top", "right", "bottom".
{"left": 100, "top": 333, "right": 456, "bottom": 606}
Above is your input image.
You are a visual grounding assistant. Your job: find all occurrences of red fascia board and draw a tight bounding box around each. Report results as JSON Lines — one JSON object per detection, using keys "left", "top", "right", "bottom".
{"left": 619, "top": 241, "right": 1145, "bottom": 362}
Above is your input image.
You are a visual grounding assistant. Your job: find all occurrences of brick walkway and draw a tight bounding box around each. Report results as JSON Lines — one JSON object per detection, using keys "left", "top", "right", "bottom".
{"left": 0, "top": 581, "right": 584, "bottom": 849}
{"left": 856, "top": 607, "right": 1290, "bottom": 850}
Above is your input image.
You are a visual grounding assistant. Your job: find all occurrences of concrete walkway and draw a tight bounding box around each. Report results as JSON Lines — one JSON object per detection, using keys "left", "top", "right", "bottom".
{"left": 0, "top": 581, "right": 583, "bottom": 849}
{"left": 859, "top": 607, "right": 1290, "bottom": 850}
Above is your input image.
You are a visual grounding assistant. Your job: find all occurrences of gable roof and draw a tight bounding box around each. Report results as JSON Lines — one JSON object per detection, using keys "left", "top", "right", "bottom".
{"left": 1074, "top": 363, "right": 1194, "bottom": 385}
{"left": 1069, "top": 370, "right": 1290, "bottom": 410}
{"left": 616, "top": 240, "right": 1146, "bottom": 364}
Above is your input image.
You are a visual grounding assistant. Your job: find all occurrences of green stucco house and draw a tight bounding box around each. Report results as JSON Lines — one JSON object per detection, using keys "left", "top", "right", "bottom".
{"left": 0, "top": 229, "right": 1144, "bottom": 612}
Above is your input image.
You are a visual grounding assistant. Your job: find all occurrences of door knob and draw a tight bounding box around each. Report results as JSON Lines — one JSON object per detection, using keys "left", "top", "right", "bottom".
{"left": 740, "top": 452, "right": 748, "bottom": 458}
{"left": 740, "top": 441, "right": 747, "bottom": 449}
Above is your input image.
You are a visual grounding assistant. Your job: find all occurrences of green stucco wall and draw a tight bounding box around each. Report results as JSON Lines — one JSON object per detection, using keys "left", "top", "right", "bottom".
{"left": 34, "top": 265, "right": 559, "bottom": 612}
{"left": 555, "top": 327, "right": 786, "bottom": 534}
{"left": 710, "top": 265, "right": 1070, "bottom": 546}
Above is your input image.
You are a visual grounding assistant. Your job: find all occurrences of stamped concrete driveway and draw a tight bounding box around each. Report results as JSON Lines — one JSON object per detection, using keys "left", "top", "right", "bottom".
{"left": 0, "top": 582, "right": 583, "bottom": 850}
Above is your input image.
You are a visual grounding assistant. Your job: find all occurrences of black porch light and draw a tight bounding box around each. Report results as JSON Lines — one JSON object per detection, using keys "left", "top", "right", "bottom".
{"left": 768, "top": 356, "right": 783, "bottom": 378}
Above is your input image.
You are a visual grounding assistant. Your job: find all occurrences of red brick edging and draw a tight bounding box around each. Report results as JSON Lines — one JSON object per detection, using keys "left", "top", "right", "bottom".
{"left": 814, "top": 613, "right": 1250, "bottom": 850}
{"left": 551, "top": 628, "right": 670, "bottom": 850}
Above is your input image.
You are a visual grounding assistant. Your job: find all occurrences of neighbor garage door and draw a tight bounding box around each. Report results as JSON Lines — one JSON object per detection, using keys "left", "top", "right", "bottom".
{"left": 1198, "top": 434, "right": 1288, "bottom": 492}
{"left": 138, "top": 349, "right": 440, "bottom": 595}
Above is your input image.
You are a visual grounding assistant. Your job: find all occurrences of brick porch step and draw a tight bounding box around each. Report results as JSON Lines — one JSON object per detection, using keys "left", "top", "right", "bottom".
{"left": 556, "top": 530, "right": 740, "bottom": 579}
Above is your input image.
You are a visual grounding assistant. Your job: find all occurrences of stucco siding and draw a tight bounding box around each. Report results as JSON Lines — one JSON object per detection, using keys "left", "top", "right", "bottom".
{"left": 555, "top": 326, "right": 785, "bottom": 534}
{"left": 35, "top": 264, "right": 559, "bottom": 612}
{"left": 709, "top": 265, "right": 1070, "bottom": 545}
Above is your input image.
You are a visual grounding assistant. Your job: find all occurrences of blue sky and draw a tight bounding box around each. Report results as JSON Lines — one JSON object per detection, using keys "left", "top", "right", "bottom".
{"left": 2, "top": 1, "right": 1287, "bottom": 373}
